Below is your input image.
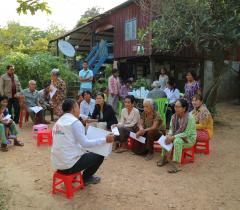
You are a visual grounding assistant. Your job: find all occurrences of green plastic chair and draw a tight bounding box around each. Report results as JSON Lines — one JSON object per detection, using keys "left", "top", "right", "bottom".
{"left": 118, "top": 101, "right": 123, "bottom": 117}
{"left": 154, "top": 98, "right": 169, "bottom": 128}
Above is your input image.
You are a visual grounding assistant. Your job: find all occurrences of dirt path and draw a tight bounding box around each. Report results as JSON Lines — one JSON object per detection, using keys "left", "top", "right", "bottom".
{"left": 0, "top": 103, "right": 240, "bottom": 210}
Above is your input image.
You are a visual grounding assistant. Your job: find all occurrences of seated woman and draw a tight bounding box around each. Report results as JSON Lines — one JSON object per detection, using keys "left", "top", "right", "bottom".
{"left": 113, "top": 95, "right": 140, "bottom": 153}
{"left": 0, "top": 97, "right": 24, "bottom": 147}
{"left": 191, "top": 94, "right": 213, "bottom": 141}
{"left": 157, "top": 99, "right": 196, "bottom": 173}
{"left": 164, "top": 78, "right": 180, "bottom": 127}
{"left": 86, "top": 93, "right": 118, "bottom": 130}
{"left": 132, "top": 98, "right": 163, "bottom": 161}
{"left": 0, "top": 123, "right": 8, "bottom": 152}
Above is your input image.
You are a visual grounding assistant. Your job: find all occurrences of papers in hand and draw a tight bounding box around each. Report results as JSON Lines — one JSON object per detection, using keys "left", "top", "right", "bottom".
{"left": 79, "top": 114, "right": 88, "bottom": 120}
{"left": 85, "top": 126, "right": 112, "bottom": 157}
{"left": 30, "top": 106, "right": 43, "bottom": 113}
{"left": 3, "top": 114, "right": 11, "bottom": 120}
{"left": 129, "top": 132, "right": 146, "bottom": 144}
{"left": 111, "top": 126, "right": 120, "bottom": 136}
{"left": 49, "top": 85, "right": 57, "bottom": 98}
{"left": 157, "top": 135, "right": 173, "bottom": 152}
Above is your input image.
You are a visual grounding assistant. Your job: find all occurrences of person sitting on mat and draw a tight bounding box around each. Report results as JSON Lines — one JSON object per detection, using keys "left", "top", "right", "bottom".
{"left": 157, "top": 99, "right": 196, "bottom": 173}
{"left": 51, "top": 98, "right": 114, "bottom": 186}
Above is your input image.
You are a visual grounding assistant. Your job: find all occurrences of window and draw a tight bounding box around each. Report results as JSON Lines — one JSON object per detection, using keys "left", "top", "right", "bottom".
{"left": 125, "top": 19, "right": 137, "bottom": 41}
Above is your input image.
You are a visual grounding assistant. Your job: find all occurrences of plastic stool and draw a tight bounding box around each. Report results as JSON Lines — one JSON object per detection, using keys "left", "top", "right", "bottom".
{"left": 32, "top": 124, "right": 48, "bottom": 139}
{"left": 52, "top": 171, "right": 84, "bottom": 199}
{"left": 181, "top": 146, "right": 195, "bottom": 164}
{"left": 37, "top": 129, "right": 52, "bottom": 146}
{"left": 154, "top": 142, "right": 162, "bottom": 152}
{"left": 194, "top": 139, "right": 210, "bottom": 155}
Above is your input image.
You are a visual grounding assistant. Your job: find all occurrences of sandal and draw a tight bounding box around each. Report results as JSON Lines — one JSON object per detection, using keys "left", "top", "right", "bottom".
{"left": 157, "top": 158, "right": 168, "bottom": 167}
{"left": 167, "top": 163, "right": 182, "bottom": 173}
{"left": 1, "top": 144, "right": 8, "bottom": 152}
{"left": 115, "top": 148, "right": 128, "bottom": 153}
{"left": 14, "top": 140, "right": 24, "bottom": 146}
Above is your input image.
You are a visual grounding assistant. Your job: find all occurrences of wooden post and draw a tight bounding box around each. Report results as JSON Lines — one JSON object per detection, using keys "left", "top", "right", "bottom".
{"left": 149, "top": 56, "right": 155, "bottom": 82}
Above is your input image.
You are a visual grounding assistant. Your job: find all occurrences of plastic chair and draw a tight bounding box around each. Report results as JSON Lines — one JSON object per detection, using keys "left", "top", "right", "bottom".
{"left": 52, "top": 171, "right": 84, "bottom": 199}
{"left": 127, "top": 137, "right": 134, "bottom": 150}
{"left": 32, "top": 124, "right": 48, "bottom": 139}
{"left": 118, "top": 101, "right": 123, "bottom": 117}
{"left": 154, "top": 98, "right": 169, "bottom": 128}
{"left": 194, "top": 139, "right": 210, "bottom": 155}
{"left": 181, "top": 146, "right": 195, "bottom": 165}
{"left": 37, "top": 129, "right": 52, "bottom": 146}
{"left": 153, "top": 142, "right": 161, "bottom": 152}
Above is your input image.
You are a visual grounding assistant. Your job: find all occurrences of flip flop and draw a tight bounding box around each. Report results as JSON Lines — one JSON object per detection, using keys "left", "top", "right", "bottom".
{"left": 157, "top": 159, "right": 168, "bottom": 167}
{"left": 168, "top": 168, "right": 182, "bottom": 173}
{"left": 115, "top": 148, "right": 128, "bottom": 153}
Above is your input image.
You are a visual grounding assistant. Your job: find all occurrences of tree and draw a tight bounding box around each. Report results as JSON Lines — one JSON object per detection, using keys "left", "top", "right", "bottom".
{"left": 16, "top": 0, "right": 51, "bottom": 15}
{"left": 76, "top": 7, "right": 102, "bottom": 27}
{"left": 138, "top": 0, "right": 240, "bottom": 109}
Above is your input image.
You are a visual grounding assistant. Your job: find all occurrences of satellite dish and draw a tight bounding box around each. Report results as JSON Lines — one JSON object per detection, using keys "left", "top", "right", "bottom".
{"left": 58, "top": 40, "right": 76, "bottom": 57}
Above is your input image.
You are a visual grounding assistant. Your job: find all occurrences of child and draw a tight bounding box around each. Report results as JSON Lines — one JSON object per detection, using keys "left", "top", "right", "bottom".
{"left": 0, "top": 97, "right": 24, "bottom": 147}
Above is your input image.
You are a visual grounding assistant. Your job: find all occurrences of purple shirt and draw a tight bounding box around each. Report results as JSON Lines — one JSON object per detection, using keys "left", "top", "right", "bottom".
{"left": 184, "top": 81, "right": 200, "bottom": 111}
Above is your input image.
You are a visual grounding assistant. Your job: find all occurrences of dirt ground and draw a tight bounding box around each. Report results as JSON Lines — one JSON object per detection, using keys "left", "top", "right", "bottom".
{"left": 0, "top": 103, "right": 240, "bottom": 210}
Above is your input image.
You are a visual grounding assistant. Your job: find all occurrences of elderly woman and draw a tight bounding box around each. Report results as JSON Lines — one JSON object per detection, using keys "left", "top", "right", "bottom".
{"left": 132, "top": 98, "right": 163, "bottom": 160}
{"left": 113, "top": 95, "right": 140, "bottom": 153}
{"left": 51, "top": 69, "right": 66, "bottom": 117}
{"left": 157, "top": 99, "right": 196, "bottom": 173}
{"left": 86, "top": 92, "right": 118, "bottom": 130}
{"left": 191, "top": 94, "right": 213, "bottom": 141}
{"left": 146, "top": 81, "right": 167, "bottom": 99}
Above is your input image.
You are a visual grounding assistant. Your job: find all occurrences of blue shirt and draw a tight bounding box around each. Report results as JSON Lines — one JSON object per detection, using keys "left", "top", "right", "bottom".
{"left": 80, "top": 99, "right": 96, "bottom": 117}
{"left": 79, "top": 69, "right": 93, "bottom": 90}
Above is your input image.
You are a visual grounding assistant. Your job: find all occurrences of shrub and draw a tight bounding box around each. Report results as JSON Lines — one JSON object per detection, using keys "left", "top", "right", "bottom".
{"left": 0, "top": 52, "right": 78, "bottom": 89}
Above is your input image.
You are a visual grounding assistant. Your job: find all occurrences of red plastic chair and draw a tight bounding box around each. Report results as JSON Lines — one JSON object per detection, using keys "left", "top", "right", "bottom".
{"left": 127, "top": 137, "right": 134, "bottom": 150}
{"left": 181, "top": 146, "right": 195, "bottom": 165}
{"left": 194, "top": 139, "right": 210, "bottom": 155}
{"left": 37, "top": 129, "right": 52, "bottom": 146}
{"left": 19, "top": 108, "right": 29, "bottom": 128}
{"left": 52, "top": 171, "right": 84, "bottom": 199}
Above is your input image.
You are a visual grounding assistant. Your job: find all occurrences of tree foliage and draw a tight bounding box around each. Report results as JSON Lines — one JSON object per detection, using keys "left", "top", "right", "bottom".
{"left": 138, "top": 0, "right": 240, "bottom": 108}
{"left": 76, "top": 7, "right": 102, "bottom": 27}
{"left": 16, "top": 0, "right": 51, "bottom": 15}
{"left": 0, "top": 52, "right": 78, "bottom": 89}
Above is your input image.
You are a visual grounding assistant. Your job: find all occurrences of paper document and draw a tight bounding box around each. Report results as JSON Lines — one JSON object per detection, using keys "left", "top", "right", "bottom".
{"left": 111, "top": 126, "right": 120, "bottom": 136}
{"left": 157, "top": 135, "right": 173, "bottom": 152}
{"left": 49, "top": 86, "right": 57, "bottom": 98}
{"left": 3, "top": 114, "right": 11, "bottom": 120}
{"left": 85, "top": 126, "right": 112, "bottom": 157}
{"left": 30, "top": 106, "right": 43, "bottom": 113}
{"left": 129, "top": 132, "right": 146, "bottom": 144}
{"left": 79, "top": 114, "right": 88, "bottom": 120}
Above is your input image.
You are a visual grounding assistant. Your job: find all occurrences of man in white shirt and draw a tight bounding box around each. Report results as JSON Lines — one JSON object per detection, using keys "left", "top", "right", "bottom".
{"left": 80, "top": 91, "right": 95, "bottom": 117}
{"left": 51, "top": 98, "right": 114, "bottom": 185}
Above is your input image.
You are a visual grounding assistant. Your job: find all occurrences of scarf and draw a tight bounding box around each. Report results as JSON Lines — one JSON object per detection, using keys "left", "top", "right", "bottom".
{"left": 171, "top": 112, "right": 189, "bottom": 135}
{"left": 192, "top": 104, "right": 211, "bottom": 124}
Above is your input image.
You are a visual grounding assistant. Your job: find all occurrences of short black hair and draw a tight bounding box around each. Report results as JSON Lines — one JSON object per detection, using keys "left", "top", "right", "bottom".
{"left": 186, "top": 71, "right": 197, "bottom": 80}
{"left": 83, "top": 60, "right": 88, "bottom": 64}
{"left": 0, "top": 95, "right": 9, "bottom": 102}
{"left": 62, "top": 98, "right": 77, "bottom": 113}
{"left": 112, "top": 68, "right": 118, "bottom": 74}
{"left": 176, "top": 99, "right": 189, "bottom": 112}
{"left": 6, "top": 65, "right": 14, "bottom": 70}
{"left": 100, "top": 87, "right": 107, "bottom": 92}
{"left": 125, "top": 95, "right": 135, "bottom": 104}
{"left": 81, "top": 90, "right": 92, "bottom": 98}
{"left": 96, "top": 92, "right": 105, "bottom": 100}
{"left": 192, "top": 94, "right": 203, "bottom": 101}
{"left": 167, "top": 77, "right": 176, "bottom": 87}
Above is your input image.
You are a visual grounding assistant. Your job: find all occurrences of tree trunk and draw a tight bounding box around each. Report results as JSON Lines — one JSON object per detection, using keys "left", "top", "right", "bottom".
{"left": 204, "top": 53, "right": 228, "bottom": 113}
